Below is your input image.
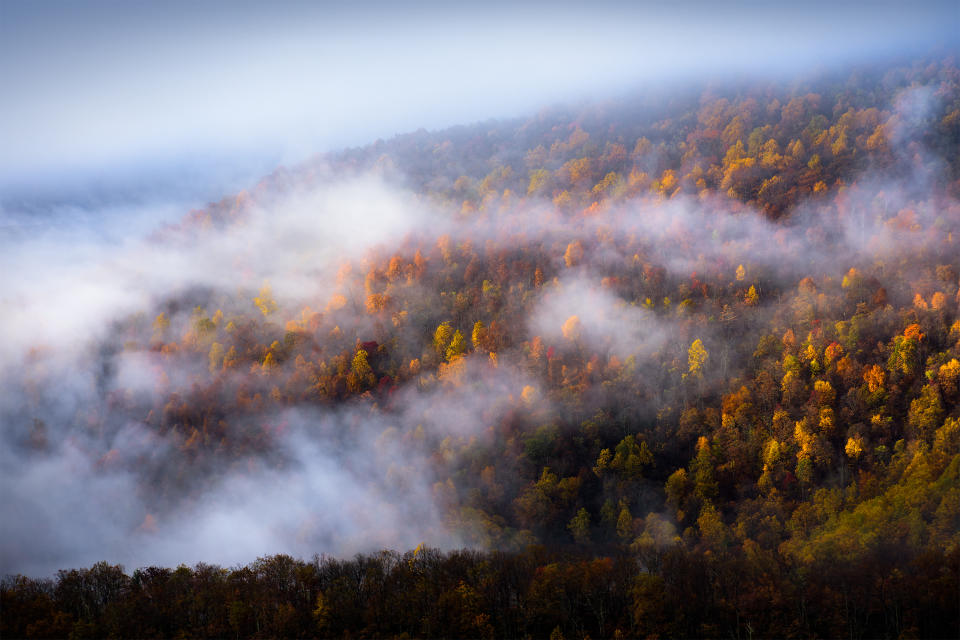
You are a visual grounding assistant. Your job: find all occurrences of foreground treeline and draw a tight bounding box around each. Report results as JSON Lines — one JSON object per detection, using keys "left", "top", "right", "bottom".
{"left": 3, "top": 543, "right": 958, "bottom": 639}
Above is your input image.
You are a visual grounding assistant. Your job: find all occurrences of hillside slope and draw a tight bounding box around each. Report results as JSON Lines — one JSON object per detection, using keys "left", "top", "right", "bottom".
{"left": 3, "top": 56, "right": 960, "bottom": 639}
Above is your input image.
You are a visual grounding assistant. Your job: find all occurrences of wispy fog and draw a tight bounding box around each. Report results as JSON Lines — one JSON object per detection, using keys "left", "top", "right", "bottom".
{"left": 2, "top": 128, "right": 954, "bottom": 576}
{"left": 1, "top": 1, "right": 958, "bottom": 577}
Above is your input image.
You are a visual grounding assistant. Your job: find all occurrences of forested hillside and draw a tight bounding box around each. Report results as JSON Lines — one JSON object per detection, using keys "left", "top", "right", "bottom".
{"left": 3, "top": 56, "right": 960, "bottom": 639}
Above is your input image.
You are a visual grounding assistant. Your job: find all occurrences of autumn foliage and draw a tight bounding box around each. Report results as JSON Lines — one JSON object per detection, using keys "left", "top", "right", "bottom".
{"left": 4, "top": 56, "right": 960, "bottom": 639}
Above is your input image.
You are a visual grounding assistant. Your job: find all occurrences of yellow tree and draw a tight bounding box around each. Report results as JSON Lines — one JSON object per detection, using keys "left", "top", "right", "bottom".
{"left": 351, "top": 349, "right": 371, "bottom": 377}
{"left": 471, "top": 321, "right": 488, "bottom": 351}
{"left": 446, "top": 330, "right": 467, "bottom": 361}
{"left": 208, "top": 342, "right": 224, "bottom": 373}
{"left": 527, "top": 169, "right": 551, "bottom": 196}
{"left": 564, "top": 241, "right": 584, "bottom": 268}
{"left": 433, "top": 321, "right": 454, "bottom": 356}
{"left": 686, "top": 339, "right": 709, "bottom": 378}
{"left": 365, "top": 293, "right": 388, "bottom": 314}
{"left": 592, "top": 171, "right": 624, "bottom": 200}
{"left": 692, "top": 436, "right": 718, "bottom": 501}
{"left": 938, "top": 359, "right": 960, "bottom": 399}
{"left": 254, "top": 282, "right": 278, "bottom": 316}
{"left": 561, "top": 315, "right": 582, "bottom": 341}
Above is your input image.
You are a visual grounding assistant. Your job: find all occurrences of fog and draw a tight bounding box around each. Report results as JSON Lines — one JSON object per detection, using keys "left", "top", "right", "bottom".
{"left": 3, "top": 162, "right": 952, "bottom": 576}
{"left": 0, "top": 174, "right": 429, "bottom": 365}
{"left": 0, "top": 167, "right": 551, "bottom": 575}
{"left": 530, "top": 277, "right": 669, "bottom": 359}
{"left": 1, "top": 2, "right": 958, "bottom": 577}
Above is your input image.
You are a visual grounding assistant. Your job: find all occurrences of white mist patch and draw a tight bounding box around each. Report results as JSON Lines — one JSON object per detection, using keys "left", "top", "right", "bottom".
{"left": 609, "top": 187, "right": 945, "bottom": 283}
{"left": 0, "top": 174, "right": 431, "bottom": 366}
{"left": 890, "top": 84, "right": 940, "bottom": 145}
{"left": 0, "top": 441, "right": 145, "bottom": 577}
{"left": 0, "top": 173, "right": 454, "bottom": 576}
{"left": 0, "top": 398, "right": 464, "bottom": 576}
{"left": 0, "top": 352, "right": 540, "bottom": 576}
{"left": 0, "top": 250, "right": 152, "bottom": 368}
{"left": 530, "top": 277, "right": 668, "bottom": 357}
{"left": 128, "top": 419, "right": 458, "bottom": 571}
{"left": 233, "top": 176, "right": 442, "bottom": 301}
{"left": 396, "top": 356, "right": 543, "bottom": 441}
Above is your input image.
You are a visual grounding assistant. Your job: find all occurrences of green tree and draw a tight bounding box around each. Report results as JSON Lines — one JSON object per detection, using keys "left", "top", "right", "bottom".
{"left": 908, "top": 384, "right": 943, "bottom": 443}
{"left": 616, "top": 503, "right": 634, "bottom": 542}
{"left": 568, "top": 508, "right": 591, "bottom": 544}
{"left": 602, "top": 435, "right": 653, "bottom": 481}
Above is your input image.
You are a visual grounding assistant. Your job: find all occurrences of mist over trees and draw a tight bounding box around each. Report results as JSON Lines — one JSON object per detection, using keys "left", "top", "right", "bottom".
{"left": 2, "top": 55, "right": 960, "bottom": 638}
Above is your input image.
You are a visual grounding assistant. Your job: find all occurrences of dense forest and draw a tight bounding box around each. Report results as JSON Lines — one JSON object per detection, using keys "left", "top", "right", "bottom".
{"left": 3, "top": 56, "right": 960, "bottom": 638}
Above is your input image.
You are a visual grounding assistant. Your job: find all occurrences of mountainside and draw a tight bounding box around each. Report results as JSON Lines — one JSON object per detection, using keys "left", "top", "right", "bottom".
{"left": 3, "top": 56, "right": 960, "bottom": 639}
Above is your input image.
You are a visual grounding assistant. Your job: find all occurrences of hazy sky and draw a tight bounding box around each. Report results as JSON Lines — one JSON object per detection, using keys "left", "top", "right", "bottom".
{"left": 1, "top": 0, "right": 957, "bottom": 204}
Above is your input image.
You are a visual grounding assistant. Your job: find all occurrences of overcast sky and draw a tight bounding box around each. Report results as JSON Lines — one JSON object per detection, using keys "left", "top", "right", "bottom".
{"left": 1, "top": 0, "right": 957, "bottom": 206}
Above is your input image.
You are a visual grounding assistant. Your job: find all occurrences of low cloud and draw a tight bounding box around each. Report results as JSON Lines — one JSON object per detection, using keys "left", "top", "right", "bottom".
{"left": 530, "top": 277, "right": 668, "bottom": 359}
{"left": 2, "top": 77, "right": 958, "bottom": 576}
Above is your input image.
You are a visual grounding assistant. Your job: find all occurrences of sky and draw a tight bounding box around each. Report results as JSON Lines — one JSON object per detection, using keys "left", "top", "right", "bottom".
{"left": 1, "top": 0, "right": 957, "bottom": 211}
